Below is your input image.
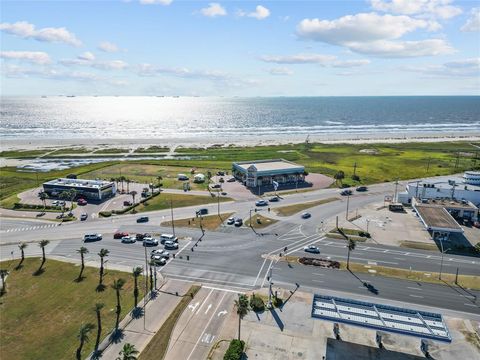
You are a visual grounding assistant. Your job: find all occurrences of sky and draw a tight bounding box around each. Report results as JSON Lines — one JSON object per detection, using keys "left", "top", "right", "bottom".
{"left": 1, "top": 0, "right": 479, "bottom": 96}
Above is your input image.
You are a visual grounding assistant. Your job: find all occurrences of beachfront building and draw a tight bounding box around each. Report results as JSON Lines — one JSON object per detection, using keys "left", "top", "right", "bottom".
{"left": 43, "top": 178, "right": 116, "bottom": 201}
{"left": 397, "top": 171, "right": 480, "bottom": 207}
{"left": 232, "top": 159, "right": 306, "bottom": 188}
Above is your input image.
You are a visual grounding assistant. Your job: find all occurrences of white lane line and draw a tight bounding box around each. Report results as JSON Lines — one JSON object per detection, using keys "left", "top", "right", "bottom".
{"left": 196, "top": 289, "right": 214, "bottom": 315}
{"left": 253, "top": 258, "right": 267, "bottom": 287}
{"left": 186, "top": 292, "right": 227, "bottom": 360}
{"left": 409, "top": 294, "right": 424, "bottom": 298}
{"left": 407, "top": 287, "right": 422, "bottom": 291}
{"left": 163, "top": 273, "right": 254, "bottom": 288}
{"left": 203, "top": 286, "right": 245, "bottom": 294}
{"left": 261, "top": 259, "right": 274, "bottom": 288}
{"left": 312, "top": 279, "right": 324, "bottom": 283}
{"left": 463, "top": 303, "right": 478, "bottom": 307}
{"left": 312, "top": 273, "right": 325, "bottom": 276}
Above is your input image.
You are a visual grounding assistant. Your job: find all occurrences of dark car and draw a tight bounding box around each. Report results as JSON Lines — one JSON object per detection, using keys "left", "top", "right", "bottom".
{"left": 227, "top": 178, "right": 236, "bottom": 182}
{"left": 340, "top": 189, "right": 353, "bottom": 196}
{"left": 136, "top": 233, "right": 152, "bottom": 240}
{"left": 301, "top": 212, "right": 311, "bottom": 219}
{"left": 356, "top": 186, "right": 368, "bottom": 192}
{"left": 137, "top": 216, "right": 149, "bottom": 223}
{"left": 269, "top": 196, "right": 279, "bottom": 202}
{"left": 123, "top": 200, "right": 132, "bottom": 206}
{"left": 196, "top": 208, "right": 208, "bottom": 216}
{"left": 234, "top": 218, "right": 243, "bottom": 227}
{"left": 114, "top": 231, "right": 128, "bottom": 239}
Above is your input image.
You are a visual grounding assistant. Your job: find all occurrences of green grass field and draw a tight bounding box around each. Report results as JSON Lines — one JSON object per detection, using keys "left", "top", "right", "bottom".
{"left": 161, "top": 212, "right": 234, "bottom": 230}
{"left": 0, "top": 258, "right": 143, "bottom": 360}
{"left": 134, "top": 192, "right": 232, "bottom": 213}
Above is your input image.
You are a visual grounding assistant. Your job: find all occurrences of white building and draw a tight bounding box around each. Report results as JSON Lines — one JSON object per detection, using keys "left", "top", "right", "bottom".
{"left": 43, "top": 178, "right": 116, "bottom": 201}
{"left": 397, "top": 171, "right": 480, "bottom": 207}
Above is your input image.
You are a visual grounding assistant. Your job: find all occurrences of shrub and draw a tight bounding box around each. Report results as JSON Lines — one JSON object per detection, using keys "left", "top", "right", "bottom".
{"left": 273, "top": 296, "right": 283, "bottom": 308}
{"left": 249, "top": 294, "right": 265, "bottom": 312}
{"left": 99, "top": 211, "right": 112, "bottom": 217}
{"left": 223, "top": 339, "right": 244, "bottom": 360}
{"left": 351, "top": 175, "right": 360, "bottom": 181}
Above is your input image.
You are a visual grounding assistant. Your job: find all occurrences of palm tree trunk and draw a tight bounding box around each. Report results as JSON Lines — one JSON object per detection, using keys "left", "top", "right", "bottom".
{"left": 76, "top": 339, "right": 84, "bottom": 360}
{"left": 21, "top": 249, "right": 25, "bottom": 262}
{"left": 79, "top": 254, "right": 85, "bottom": 280}
{"left": 95, "top": 311, "right": 102, "bottom": 351}
{"left": 99, "top": 260, "right": 104, "bottom": 286}
{"left": 1, "top": 275, "right": 5, "bottom": 294}
{"left": 134, "top": 277, "right": 138, "bottom": 307}
{"left": 115, "top": 290, "right": 121, "bottom": 328}
{"left": 42, "top": 248, "right": 46, "bottom": 263}
{"left": 238, "top": 316, "right": 241, "bottom": 341}
{"left": 347, "top": 248, "right": 351, "bottom": 270}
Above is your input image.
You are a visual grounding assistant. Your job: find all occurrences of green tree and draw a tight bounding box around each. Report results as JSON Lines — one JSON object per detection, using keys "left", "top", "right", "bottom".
{"left": 39, "top": 240, "right": 49, "bottom": 265}
{"left": 346, "top": 238, "right": 356, "bottom": 270}
{"left": 132, "top": 266, "right": 143, "bottom": 307}
{"left": 59, "top": 191, "right": 70, "bottom": 216}
{"left": 67, "top": 189, "right": 77, "bottom": 213}
{"left": 112, "top": 278, "right": 126, "bottom": 329}
{"left": 117, "top": 343, "right": 139, "bottom": 360}
{"left": 234, "top": 294, "right": 249, "bottom": 341}
{"left": 334, "top": 170, "right": 345, "bottom": 186}
{"left": 38, "top": 191, "right": 47, "bottom": 212}
{"left": 0, "top": 269, "right": 9, "bottom": 295}
{"left": 18, "top": 242, "right": 27, "bottom": 267}
{"left": 75, "top": 323, "right": 95, "bottom": 360}
{"left": 94, "top": 303, "right": 104, "bottom": 352}
{"left": 76, "top": 246, "right": 89, "bottom": 281}
{"left": 98, "top": 248, "right": 109, "bottom": 288}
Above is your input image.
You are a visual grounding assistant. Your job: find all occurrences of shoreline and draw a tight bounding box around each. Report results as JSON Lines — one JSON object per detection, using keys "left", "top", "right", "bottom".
{"left": 2, "top": 132, "right": 480, "bottom": 151}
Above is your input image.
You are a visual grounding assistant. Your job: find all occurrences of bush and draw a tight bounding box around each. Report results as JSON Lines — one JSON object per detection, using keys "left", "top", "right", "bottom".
{"left": 99, "top": 211, "right": 111, "bottom": 217}
{"left": 249, "top": 294, "right": 265, "bottom": 312}
{"left": 223, "top": 339, "right": 244, "bottom": 360}
{"left": 474, "top": 243, "right": 480, "bottom": 254}
{"left": 351, "top": 174, "right": 360, "bottom": 181}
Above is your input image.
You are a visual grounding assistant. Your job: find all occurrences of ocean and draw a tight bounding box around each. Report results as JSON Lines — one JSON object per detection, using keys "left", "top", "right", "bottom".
{"left": 1, "top": 96, "right": 479, "bottom": 144}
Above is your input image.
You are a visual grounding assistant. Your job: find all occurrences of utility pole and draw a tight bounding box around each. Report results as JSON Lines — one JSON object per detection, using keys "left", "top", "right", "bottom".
{"left": 170, "top": 200, "right": 175, "bottom": 237}
{"left": 345, "top": 194, "right": 350, "bottom": 220}
{"left": 267, "top": 266, "right": 273, "bottom": 309}
{"left": 143, "top": 244, "right": 148, "bottom": 330}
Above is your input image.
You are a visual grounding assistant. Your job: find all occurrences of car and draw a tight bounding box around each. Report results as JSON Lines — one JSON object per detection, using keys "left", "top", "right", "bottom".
{"left": 121, "top": 236, "right": 136, "bottom": 243}
{"left": 178, "top": 174, "right": 189, "bottom": 181}
{"left": 196, "top": 208, "right": 208, "bottom": 216}
{"left": 84, "top": 233, "right": 102, "bottom": 242}
{"left": 52, "top": 200, "right": 59, "bottom": 206}
{"left": 221, "top": 192, "right": 227, "bottom": 196}
{"left": 473, "top": 221, "right": 480, "bottom": 229}
{"left": 356, "top": 186, "right": 368, "bottom": 192}
{"left": 304, "top": 245, "right": 320, "bottom": 254}
{"left": 136, "top": 216, "right": 149, "bottom": 223}
{"left": 77, "top": 198, "right": 87, "bottom": 206}
{"left": 217, "top": 171, "right": 225, "bottom": 176}
{"left": 80, "top": 213, "right": 88, "bottom": 221}
{"left": 151, "top": 249, "right": 170, "bottom": 258}
{"left": 136, "top": 233, "right": 151, "bottom": 240}
{"left": 301, "top": 212, "right": 311, "bottom": 219}
{"left": 340, "top": 189, "right": 353, "bottom": 196}
{"left": 143, "top": 237, "right": 159, "bottom": 246}
{"left": 227, "top": 178, "right": 236, "bottom": 182}
{"left": 211, "top": 184, "right": 221, "bottom": 189}
{"left": 164, "top": 240, "right": 179, "bottom": 250}
{"left": 226, "top": 217, "right": 235, "bottom": 225}
{"left": 269, "top": 196, "right": 279, "bottom": 202}
{"left": 123, "top": 200, "right": 132, "bottom": 206}
{"left": 151, "top": 256, "right": 167, "bottom": 266}
{"left": 160, "top": 234, "right": 178, "bottom": 244}
{"left": 234, "top": 218, "right": 243, "bottom": 227}
{"left": 255, "top": 200, "right": 268, "bottom": 207}
{"left": 114, "top": 231, "right": 128, "bottom": 239}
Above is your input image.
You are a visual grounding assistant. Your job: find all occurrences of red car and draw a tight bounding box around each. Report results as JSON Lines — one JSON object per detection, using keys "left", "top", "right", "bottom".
{"left": 77, "top": 198, "right": 87, "bottom": 206}
{"left": 114, "top": 232, "right": 129, "bottom": 239}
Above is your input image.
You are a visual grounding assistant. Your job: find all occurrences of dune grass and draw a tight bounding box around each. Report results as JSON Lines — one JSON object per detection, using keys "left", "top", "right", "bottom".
{"left": 0, "top": 258, "right": 143, "bottom": 360}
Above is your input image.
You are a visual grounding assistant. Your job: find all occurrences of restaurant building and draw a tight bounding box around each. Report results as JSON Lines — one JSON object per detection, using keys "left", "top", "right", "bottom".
{"left": 43, "top": 178, "right": 116, "bottom": 201}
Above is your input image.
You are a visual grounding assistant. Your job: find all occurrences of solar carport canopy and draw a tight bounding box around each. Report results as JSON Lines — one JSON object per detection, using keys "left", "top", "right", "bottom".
{"left": 312, "top": 294, "right": 451, "bottom": 343}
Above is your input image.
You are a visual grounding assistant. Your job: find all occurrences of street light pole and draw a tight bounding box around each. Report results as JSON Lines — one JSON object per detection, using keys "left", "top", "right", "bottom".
{"left": 366, "top": 219, "right": 370, "bottom": 233}
{"left": 267, "top": 266, "right": 273, "bottom": 309}
{"left": 345, "top": 194, "right": 350, "bottom": 220}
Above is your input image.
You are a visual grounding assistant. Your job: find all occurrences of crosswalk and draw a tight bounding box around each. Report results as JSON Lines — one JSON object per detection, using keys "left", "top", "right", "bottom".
{"left": 1, "top": 223, "right": 58, "bottom": 233}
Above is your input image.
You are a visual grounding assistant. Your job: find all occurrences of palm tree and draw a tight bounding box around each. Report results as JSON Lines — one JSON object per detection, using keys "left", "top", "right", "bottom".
{"left": 39, "top": 191, "right": 47, "bottom": 212}
{"left": 126, "top": 178, "right": 131, "bottom": 193}
{"left": 39, "top": 240, "right": 50, "bottom": 268}
{"left": 117, "top": 343, "right": 139, "bottom": 360}
{"left": 18, "top": 242, "right": 27, "bottom": 267}
{"left": 98, "top": 248, "right": 109, "bottom": 288}
{"left": 346, "top": 238, "right": 356, "bottom": 270}
{"left": 112, "top": 278, "right": 126, "bottom": 329}
{"left": 59, "top": 191, "right": 69, "bottom": 216}
{"left": 94, "top": 303, "right": 104, "bottom": 351}
{"left": 130, "top": 190, "right": 137, "bottom": 206}
{"left": 234, "top": 294, "right": 250, "bottom": 341}
{"left": 0, "top": 269, "right": 9, "bottom": 295}
{"left": 76, "top": 323, "right": 95, "bottom": 360}
{"left": 68, "top": 189, "right": 77, "bottom": 213}
{"left": 334, "top": 170, "right": 345, "bottom": 186}
{"left": 156, "top": 175, "right": 163, "bottom": 188}
{"left": 132, "top": 267, "right": 143, "bottom": 307}
{"left": 119, "top": 176, "right": 126, "bottom": 193}
{"left": 77, "top": 246, "right": 89, "bottom": 280}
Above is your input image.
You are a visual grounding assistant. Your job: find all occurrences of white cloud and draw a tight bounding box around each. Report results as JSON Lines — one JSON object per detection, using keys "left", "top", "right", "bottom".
{"left": 60, "top": 53, "right": 128, "bottom": 70}
{"left": 268, "top": 67, "right": 293, "bottom": 75}
{"left": 402, "top": 58, "right": 480, "bottom": 77}
{"left": 370, "top": 0, "right": 462, "bottom": 20}
{"left": 238, "top": 5, "right": 270, "bottom": 20}
{"left": 0, "top": 50, "right": 51, "bottom": 65}
{"left": 0, "top": 21, "right": 82, "bottom": 46}
{"left": 92, "top": 60, "right": 128, "bottom": 70}
{"left": 200, "top": 3, "right": 227, "bottom": 17}
{"left": 78, "top": 51, "right": 95, "bottom": 61}
{"left": 296, "top": 13, "right": 453, "bottom": 57}
{"left": 98, "top": 41, "right": 120, "bottom": 53}
{"left": 260, "top": 53, "right": 371, "bottom": 67}
{"left": 461, "top": 8, "right": 480, "bottom": 32}
{"left": 139, "top": 0, "right": 172, "bottom": 5}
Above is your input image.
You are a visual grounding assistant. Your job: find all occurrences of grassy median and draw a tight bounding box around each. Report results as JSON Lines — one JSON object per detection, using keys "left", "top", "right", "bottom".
{"left": 161, "top": 212, "right": 234, "bottom": 230}
{"left": 139, "top": 285, "right": 201, "bottom": 360}
{"left": 0, "top": 258, "right": 143, "bottom": 360}
{"left": 134, "top": 193, "right": 232, "bottom": 213}
{"left": 245, "top": 214, "right": 278, "bottom": 229}
{"left": 274, "top": 197, "right": 339, "bottom": 216}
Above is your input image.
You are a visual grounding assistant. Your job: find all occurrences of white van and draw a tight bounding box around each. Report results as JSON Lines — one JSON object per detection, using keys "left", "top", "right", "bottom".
{"left": 84, "top": 233, "right": 102, "bottom": 242}
{"left": 160, "top": 234, "right": 178, "bottom": 244}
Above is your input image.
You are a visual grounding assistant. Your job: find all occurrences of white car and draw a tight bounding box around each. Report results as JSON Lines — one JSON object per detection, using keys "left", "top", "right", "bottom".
{"left": 121, "top": 236, "right": 136, "bottom": 244}
{"left": 84, "top": 233, "right": 102, "bottom": 242}
{"left": 304, "top": 245, "right": 320, "bottom": 254}
{"left": 143, "top": 237, "right": 159, "bottom": 246}
{"left": 164, "top": 241, "right": 178, "bottom": 250}
{"left": 151, "top": 249, "right": 170, "bottom": 258}
{"left": 151, "top": 255, "right": 167, "bottom": 265}
{"left": 226, "top": 217, "right": 235, "bottom": 225}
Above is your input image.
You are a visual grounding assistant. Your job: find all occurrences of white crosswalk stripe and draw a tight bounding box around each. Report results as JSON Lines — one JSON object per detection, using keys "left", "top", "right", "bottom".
{"left": 1, "top": 223, "right": 57, "bottom": 233}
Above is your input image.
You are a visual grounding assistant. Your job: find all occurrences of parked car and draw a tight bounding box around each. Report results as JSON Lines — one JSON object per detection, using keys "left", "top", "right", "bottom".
{"left": 177, "top": 174, "right": 189, "bottom": 181}
{"left": 269, "top": 196, "right": 279, "bottom": 202}
{"left": 255, "top": 200, "right": 268, "bottom": 207}
{"left": 356, "top": 186, "right": 368, "bottom": 192}
{"left": 221, "top": 192, "right": 227, "bottom": 196}
{"left": 136, "top": 216, "right": 149, "bottom": 223}
{"left": 77, "top": 198, "right": 87, "bottom": 206}
{"left": 52, "top": 200, "right": 59, "bottom": 206}
{"left": 80, "top": 213, "right": 88, "bottom": 221}
{"left": 304, "top": 245, "right": 320, "bottom": 254}
{"left": 84, "top": 233, "right": 102, "bottom": 242}
{"left": 217, "top": 171, "right": 225, "bottom": 176}
{"left": 234, "top": 218, "right": 243, "bottom": 227}
{"left": 301, "top": 212, "right": 311, "bottom": 219}
{"left": 196, "top": 208, "right": 208, "bottom": 216}
{"left": 136, "top": 233, "right": 151, "bottom": 240}
{"left": 340, "top": 189, "right": 353, "bottom": 196}
{"left": 160, "top": 234, "right": 178, "bottom": 244}
{"left": 151, "top": 255, "right": 167, "bottom": 266}
{"left": 211, "top": 184, "right": 221, "bottom": 189}
{"left": 226, "top": 217, "right": 235, "bottom": 225}
{"left": 151, "top": 249, "right": 170, "bottom": 258}
{"left": 164, "top": 241, "right": 179, "bottom": 250}
{"left": 227, "top": 178, "right": 236, "bottom": 182}
{"left": 121, "top": 236, "right": 136, "bottom": 244}
{"left": 114, "top": 231, "right": 129, "bottom": 239}
{"left": 123, "top": 200, "right": 132, "bottom": 206}
{"left": 143, "top": 237, "right": 159, "bottom": 246}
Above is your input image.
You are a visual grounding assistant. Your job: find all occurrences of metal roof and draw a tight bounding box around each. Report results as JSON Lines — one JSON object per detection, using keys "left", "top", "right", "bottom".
{"left": 233, "top": 159, "right": 304, "bottom": 174}
{"left": 414, "top": 205, "right": 464, "bottom": 233}
{"left": 312, "top": 294, "right": 451, "bottom": 343}
{"left": 43, "top": 178, "right": 113, "bottom": 189}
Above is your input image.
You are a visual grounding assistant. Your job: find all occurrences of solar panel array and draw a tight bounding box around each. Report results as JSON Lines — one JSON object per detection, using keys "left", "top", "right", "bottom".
{"left": 312, "top": 294, "right": 451, "bottom": 343}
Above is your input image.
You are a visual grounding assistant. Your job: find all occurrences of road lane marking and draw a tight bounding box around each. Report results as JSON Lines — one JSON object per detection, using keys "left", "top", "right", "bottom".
{"left": 312, "top": 279, "right": 324, "bottom": 283}
{"left": 463, "top": 303, "right": 478, "bottom": 307}
{"left": 407, "top": 287, "right": 422, "bottom": 291}
{"left": 261, "top": 259, "right": 274, "bottom": 288}
{"left": 196, "top": 288, "right": 214, "bottom": 315}
{"left": 205, "top": 304, "right": 212, "bottom": 315}
{"left": 409, "top": 294, "right": 424, "bottom": 298}
{"left": 312, "top": 273, "right": 325, "bottom": 276}
{"left": 253, "top": 258, "right": 267, "bottom": 287}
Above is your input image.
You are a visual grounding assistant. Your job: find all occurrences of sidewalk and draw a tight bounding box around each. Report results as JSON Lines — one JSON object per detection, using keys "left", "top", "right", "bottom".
{"left": 93, "top": 279, "right": 194, "bottom": 360}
